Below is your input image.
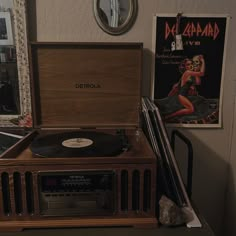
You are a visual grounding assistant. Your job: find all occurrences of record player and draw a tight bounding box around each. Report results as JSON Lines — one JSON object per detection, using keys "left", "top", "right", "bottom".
{"left": 0, "top": 42, "right": 157, "bottom": 231}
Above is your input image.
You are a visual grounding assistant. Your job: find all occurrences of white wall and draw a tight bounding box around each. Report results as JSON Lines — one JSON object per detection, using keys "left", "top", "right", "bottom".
{"left": 224, "top": 96, "right": 236, "bottom": 236}
{"left": 29, "top": 1, "right": 236, "bottom": 235}
{"left": 0, "top": 0, "right": 13, "bottom": 8}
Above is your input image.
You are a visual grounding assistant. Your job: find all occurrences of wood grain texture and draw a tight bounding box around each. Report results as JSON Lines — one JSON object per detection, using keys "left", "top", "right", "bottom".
{"left": 0, "top": 129, "right": 157, "bottom": 229}
{"left": 0, "top": 167, "right": 157, "bottom": 229}
{"left": 29, "top": 43, "right": 143, "bottom": 128}
{"left": 0, "top": 217, "right": 158, "bottom": 232}
{"left": 0, "top": 131, "right": 38, "bottom": 159}
{"left": 0, "top": 129, "right": 156, "bottom": 165}
{"left": 0, "top": 42, "right": 157, "bottom": 230}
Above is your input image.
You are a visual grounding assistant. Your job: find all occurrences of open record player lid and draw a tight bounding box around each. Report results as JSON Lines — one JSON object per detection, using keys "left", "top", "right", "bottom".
{"left": 29, "top": 42, "right": 143, "bottom": 129}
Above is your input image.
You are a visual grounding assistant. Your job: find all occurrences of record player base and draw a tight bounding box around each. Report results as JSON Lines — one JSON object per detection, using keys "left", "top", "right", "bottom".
{"left": 0, "top": 218, "right": 158, "bottom": 232}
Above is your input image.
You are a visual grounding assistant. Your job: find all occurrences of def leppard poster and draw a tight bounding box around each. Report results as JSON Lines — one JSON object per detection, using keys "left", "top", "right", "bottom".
{"left": 152, "top": 14, "right": 229, "bottom": 127}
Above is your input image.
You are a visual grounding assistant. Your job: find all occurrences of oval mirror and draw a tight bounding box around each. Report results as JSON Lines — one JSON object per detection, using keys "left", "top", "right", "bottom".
{"left": 94, "top": 0, "right": 138, "bottom": 35}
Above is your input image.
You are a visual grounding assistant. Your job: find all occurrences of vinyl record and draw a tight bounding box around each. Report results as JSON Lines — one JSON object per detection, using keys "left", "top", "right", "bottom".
{"left": 30, "top": 131, "right": 124, "bottom": 158}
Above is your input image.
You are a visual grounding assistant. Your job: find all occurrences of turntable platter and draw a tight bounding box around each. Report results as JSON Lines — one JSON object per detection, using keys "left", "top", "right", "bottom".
{"left": 30, "top": 131, "right": 125, "bottom": 158}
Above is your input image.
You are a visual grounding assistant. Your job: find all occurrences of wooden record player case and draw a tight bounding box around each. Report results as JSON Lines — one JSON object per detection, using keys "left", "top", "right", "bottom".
{"left": 0, "top": 42, "right": 158, "bottom": 231}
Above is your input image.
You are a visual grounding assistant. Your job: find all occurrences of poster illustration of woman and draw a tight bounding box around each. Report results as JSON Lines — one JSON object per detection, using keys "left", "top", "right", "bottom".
{"left": 152, "top": 15, "right": 229, "bottom": 127}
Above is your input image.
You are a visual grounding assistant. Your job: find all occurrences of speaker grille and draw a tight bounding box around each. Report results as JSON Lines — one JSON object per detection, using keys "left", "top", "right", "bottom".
{"left": 143, "top": 169, "right": 151, "bottom": 211}
{"left": 13, "top": 172, "right": 23, "bottom": 215}
{"left": 132, "top": 170, "right": 140, "bottom": 211}
{"left": 25, "top": 172, "right": 35, "bottom": 215}
{"left": 121, "top": 170, "right": 128, "bottom": 211}
{"left": 1, "top": 172, "right": 11, "bottom": 215}
{"left": 0, "top": 170, "right": 36, "bottom": 218}
{"left": 119, "top": 168, "right": 153, "bottom": 214}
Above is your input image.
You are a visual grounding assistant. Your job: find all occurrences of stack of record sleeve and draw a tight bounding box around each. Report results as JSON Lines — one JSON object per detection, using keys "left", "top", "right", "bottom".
{"left": 141, "top": 97, "right": 201, "bottom": 228}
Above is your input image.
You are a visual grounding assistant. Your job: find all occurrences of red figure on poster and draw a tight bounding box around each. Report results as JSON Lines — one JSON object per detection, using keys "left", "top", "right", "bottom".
{"left": 165, "top": 55, "right": 205, "bottom": 120}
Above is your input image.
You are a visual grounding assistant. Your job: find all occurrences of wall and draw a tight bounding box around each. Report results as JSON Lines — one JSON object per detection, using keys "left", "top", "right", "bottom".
{"left": 0, "top": 0, "right": 13, "bottom": 8}
{"left": 224, "top": 97, "right": 236, "bottom": 236}
{"left": 27, "top": 1, "right": 236, "bottom": 235}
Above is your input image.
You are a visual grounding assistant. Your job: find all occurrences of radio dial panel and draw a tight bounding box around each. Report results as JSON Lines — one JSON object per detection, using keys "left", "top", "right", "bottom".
{"left": 38, "top": 171, "right": 115, "bottom": 216}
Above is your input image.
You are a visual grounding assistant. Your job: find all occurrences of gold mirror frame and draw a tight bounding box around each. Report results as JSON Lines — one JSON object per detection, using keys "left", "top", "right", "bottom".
{"left": 93, "top": 0, "right": 138, "bottom": 35}
{"left": 0, "top": 0, "right": 31, "bottom": 127}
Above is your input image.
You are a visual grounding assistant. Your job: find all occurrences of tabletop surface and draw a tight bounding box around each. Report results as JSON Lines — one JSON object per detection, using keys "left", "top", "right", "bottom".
{"left": 0, "top": 222, "right": 215, "bottom": 236}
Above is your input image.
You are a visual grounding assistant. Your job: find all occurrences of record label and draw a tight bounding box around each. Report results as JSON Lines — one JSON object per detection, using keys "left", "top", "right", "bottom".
{"left": 62, "top": 138, "right": 93, "bottom": 148}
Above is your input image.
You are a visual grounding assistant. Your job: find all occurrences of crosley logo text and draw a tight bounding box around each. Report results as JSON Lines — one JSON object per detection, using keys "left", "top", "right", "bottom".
{"left": 75, "top": 83, "right": 101, "bottom": 89}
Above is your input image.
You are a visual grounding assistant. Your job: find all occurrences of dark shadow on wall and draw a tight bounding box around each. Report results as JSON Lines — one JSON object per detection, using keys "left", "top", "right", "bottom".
{"left": 26, "top": 0, "right": 37, "bottom": 41}
{"left": 222, "top": 165, "right": 236, "bottom": 236}
{"left": 167, "top": 128, "right": 229, "bottom": 236}
{"left": 142, "top": 48, "right": 154, "bottom": 97}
